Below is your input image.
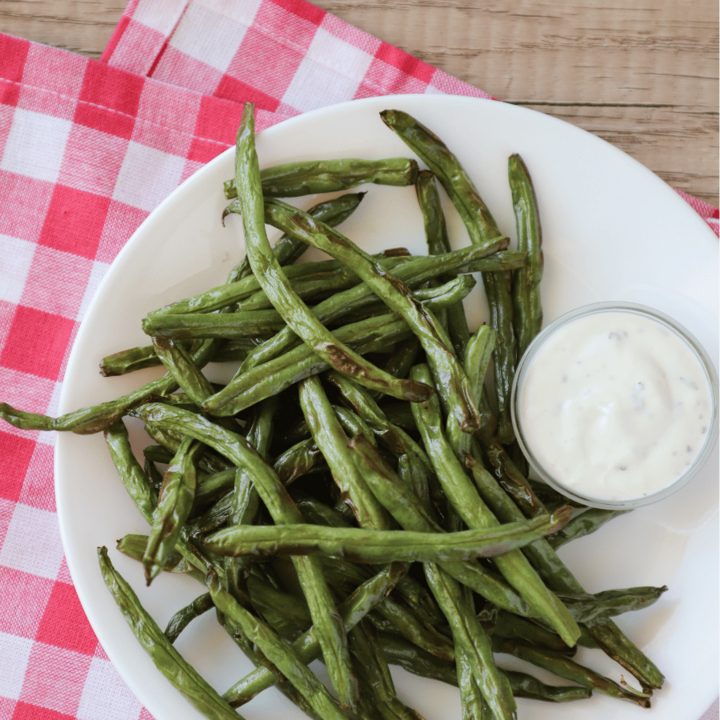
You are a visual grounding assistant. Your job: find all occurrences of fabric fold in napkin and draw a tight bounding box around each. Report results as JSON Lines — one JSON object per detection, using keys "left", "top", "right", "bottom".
{"left": 0, "top": 0, "right": 717, "bottom": 719}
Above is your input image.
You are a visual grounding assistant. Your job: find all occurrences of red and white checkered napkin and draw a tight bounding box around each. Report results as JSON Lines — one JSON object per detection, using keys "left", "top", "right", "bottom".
{"left": 0, "top": 0, "right": 717, "bottom": 719}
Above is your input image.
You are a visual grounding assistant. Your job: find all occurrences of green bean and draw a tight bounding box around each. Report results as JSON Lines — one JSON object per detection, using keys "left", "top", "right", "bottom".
{"left": 477, "top": 445, "right": 546, "bottom": 519}
{"left": 508, "top": 153, "right": 543, "bottom": 358}
{"left": 195, "top": 468, "right": 236, "bottom": 505}
{"left": 562, "top": 586, "right": 668, "bottom": 624}
{"left": 164, "top": 592, "right": 214, "bottom": 644}
{"left": 144, "top": 309, "right": 285, "bottom": 341}
{"left": 98, "top": 548, "right": 243, "bottom": 720}
{"left": 130, "top": 402, "right": 358, "bottom": 709}
{"left": 205, "top": 509, "right": 570, "bottom": 563}
{"left": 424, "top": 562, "right": 516, "bottom": 720}
{"left": 208, "top": 574, "right": 348, "bottom": 719}
{"left": 247, "top": 574, "right": 313, "bottom": 630}
{"left": 549, "top": 508, "right": 632, "bottom": 549}
{"left": 236, "top": 269, "right": 361, "bottom": 311}
{"left": 349, "top": 618, "right": 396, "bottom": 702}
{"left": 326, "top": 370, "right": 431, "bottom": 473}
{"left": 332, "top": 404, "right": 378, "bottom": 447}
{"left": 483, "top": 270, "right": 517, "bottom": 444}
{"left": 502, "top": 670, "right": 592, "bottom": 703}
{"left": 380, "top": 110, "right": 502, "bottom": 246}
{"left": 457, "top": 646, "right": 490, "bottom": 720}
{"left": 153, "top": 253, "right": 407, "bottom": 320}
{"left": 188, "top": 492, "right": 233, "bottom": 536}
{"left": 379, "top": 337, "right": 420, "bottom": 385}
{"left": 263, "top": 199, "right": 502, "bottom": 432}
{"left": 117, "top": 534, "right": 203, "bottom": 581}
{"left": 409, "top": 364, "right": 580, "bottom": 647}
{"left": 378, "top": 634, "right": 593, "bottom": 702}
{"left": 464, "top": 453, "right": 664, "bottom": 689}
{"left": 144, "top": 456, "right": 164, "bottom": 492}
{"left": 144, "top": 422, "right": 231, "bottom": 476}
{"left": 225, "top": 396, "right": 277, "bottom": 600}
{"left": 226, "top": 192, "right": 366, "bottom": 284}
{"left": 224, "top": 157, "right": 418, "bottom": 199}
{"left": 292, "top": 493, "right": 354, "bottom": 529}
{"left": 349, "top": 435, "right": 535, "bottom": 617}
{"left": 493, "top": 637, "right": 651, "bottom": 707}
{"left": 237, "top": 243, "right": 514, "bottom": 380}
{"left": 482, "top": 608, "right": 573, "bottom": 654}
{"left": 0, "top": 339, "right": 216, "bottom": 435}
{"left": 144, "top": 438, "right": 203, "bottom": 584}
{"left": 223, "top": 562, "right": 407, "bottom": 706}
{"left": 381, "top": 402, "right": 417, "bottom": 432}
{"left": 204, "top": 313, "right": 415, "bottom": 416}
{"left": 347, "top": 439, "right": 515, "bottom": 718}
{"left": 152, "top": 337, "right": 216, "bottom": 406}
{"left": 274, "top": 438, "right": 324, "bottom": 485}
{"left": 318, "top": 554, "right": 446, "bottom": 636}
{"left": 234, "top": 104, "right": 431, "bottom": 408}
{"left": 300, "top": 376, "right": 392, "bottom": 529}
{"left": 100, "top": 344, "right": 160, "bottom": 376}
{"left": 416, "top": 170, "right": 471, "bottom": 358}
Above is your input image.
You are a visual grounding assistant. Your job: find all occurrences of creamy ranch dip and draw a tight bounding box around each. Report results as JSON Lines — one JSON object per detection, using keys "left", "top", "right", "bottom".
{"left": 518, "top": 310, "right": 713, "bottom": 502}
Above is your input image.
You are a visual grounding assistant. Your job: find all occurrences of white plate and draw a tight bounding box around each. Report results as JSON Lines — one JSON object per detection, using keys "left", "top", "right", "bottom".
{"left": 56, "top": 95, "right": 718, "bottom": 720}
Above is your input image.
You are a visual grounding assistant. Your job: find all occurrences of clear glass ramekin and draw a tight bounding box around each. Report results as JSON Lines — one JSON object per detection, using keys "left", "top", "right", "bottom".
{"left": 511, "top": 301, "right": 719, "bottom": 510}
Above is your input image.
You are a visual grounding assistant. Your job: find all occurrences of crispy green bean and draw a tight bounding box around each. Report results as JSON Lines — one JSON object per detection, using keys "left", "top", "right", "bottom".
{"left": 410, "top": 363, "right": 579, "bottom": 647}
{"left": 416, "top": 169, "right": 471, "bottom": 358}
{"left": 98, "top": 548, "right": 243, "bottom": 720}
{"left": 464, "top": 452, "right": 665, "bottom": 689}
{"left": 152, "top": 337, "right": 216, "bottom": 406}
{"left": 224, "top": 157, "right": 418, "bottom": 199}
{"left": 493, "top": 637, "right": 651, "bottom": 707}
{"left": 348, "top": 437, "right": 516, "bottom": 718}
{"left": 378, "top": 634, "right": 593, "bottom": 702}
{"left": 274, "top": 438, "right": 324, "bottom": 485}
{"left": 204, "top": 313, "right": 415, "bottom": 416}
{"left": 226, "top": 192, "right": 365, "bottom": 284}
{"left": 164, "top": 592, "right": 214, "bottom": 644}
{"left": 299, "top": 376, "right": 392, "bottom": 530}
{"left": 234, "top": 104, "right": 430, "bottom": 407}
{"left": 0, "top": 339, "right": 216, "bottom": 435}
{"left": 332, "top": 404, "right": 378, "bottom": 447}
{"left": 100, "top": 344, "right": 161, "bottom": 376}
{"left": 483, "top": 269, "right": 517, "bottom": 444}
{"left": 195, "top": 468, "right": 236, "bottom": 505}
{"left": 380, "top": 110, "right": 502, "bottom": 246}
{"left": 223, "top": 561, "right": 407, "bottom": 706}
{"left": 208, "top": 574, "right": 348, "bottom": 719}
{"left": 263, "top": 198, "right": 501, "bottom": 431}
{"left": 424, "top": 561, "right": 516, "bottom": 720}
{"left": 349, "top": 435, "right": 535, "bottom": 616}
{"left": 117, "top": 534, "right": 203, "bottom": 581}
{"left": 237, "top": 244, "right": 516, "bottom": 377}
{"left": 349, "top": 618, "right": 396, "bottom": 702}
{"left": 205, "top": 509, "right": 570, "bottom": 562}
{"left": 130, "top": 402, "right": 358, "bottom": 709}
{"left": 144, "top": 309, "right": 285, "bottom": 340}
{"left": 144, "top": 437, "right": 203, "bottom": 584}
{"left": 508, "top": 153, "right": 543, "bottom": 358}
{"left": 549, "top": 508, "right": 632, "bottom": 549}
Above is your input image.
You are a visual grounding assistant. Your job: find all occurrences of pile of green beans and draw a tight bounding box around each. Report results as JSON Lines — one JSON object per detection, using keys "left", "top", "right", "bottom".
{"left": 1, "top": 103, "right": 667, "bottom": 720}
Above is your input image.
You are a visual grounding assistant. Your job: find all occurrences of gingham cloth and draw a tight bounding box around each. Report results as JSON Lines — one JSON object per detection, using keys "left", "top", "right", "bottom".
{"left": 0, "top": 1, "right": 717, "bottom": 719}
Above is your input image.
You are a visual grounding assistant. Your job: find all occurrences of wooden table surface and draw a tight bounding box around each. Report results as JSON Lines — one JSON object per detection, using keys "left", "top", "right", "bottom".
{"left": 2, "top": 0, "right": 717, "bottom": 205}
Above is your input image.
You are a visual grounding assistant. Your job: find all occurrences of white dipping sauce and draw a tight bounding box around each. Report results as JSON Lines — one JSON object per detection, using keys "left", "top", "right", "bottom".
{"left": 519, "top": 310, "right": 713, "bottom": 502}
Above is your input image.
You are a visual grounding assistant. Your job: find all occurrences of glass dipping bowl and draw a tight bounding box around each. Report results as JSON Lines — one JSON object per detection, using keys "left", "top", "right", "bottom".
{"left": 511, "top": 302, "right": 719, "bottom": 510}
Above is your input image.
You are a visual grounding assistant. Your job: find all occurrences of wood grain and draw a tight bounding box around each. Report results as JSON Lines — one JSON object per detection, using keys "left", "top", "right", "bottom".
{"left": 1, "top": 0, "right": 717, "bottom": 204}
